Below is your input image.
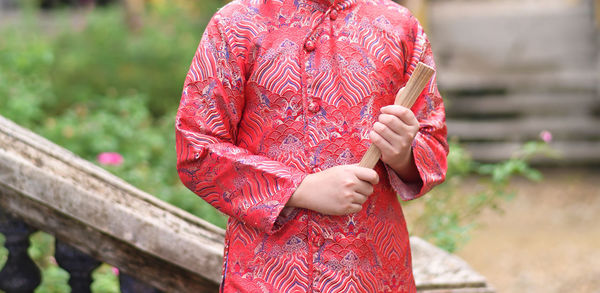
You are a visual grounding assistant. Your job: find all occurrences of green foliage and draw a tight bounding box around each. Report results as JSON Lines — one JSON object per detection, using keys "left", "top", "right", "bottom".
{"left": 405, "top": 139, "right": 550, "bottom": 252}
{"left": 0, "top": 26, "right": 53, "bottom": 128}
{"left": 0, "top": 6, "right": 227, "bottom": 227}
{"left": 48, "top": 9, "right": 193, "bottom": 117}
{"left": 0, "top": 5, "right": 225, "bottom": 291}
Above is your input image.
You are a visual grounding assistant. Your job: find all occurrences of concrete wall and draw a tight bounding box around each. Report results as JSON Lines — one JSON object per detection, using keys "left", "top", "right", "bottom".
{"left": 428, "top": 0, "right": 600, "bottom": 164}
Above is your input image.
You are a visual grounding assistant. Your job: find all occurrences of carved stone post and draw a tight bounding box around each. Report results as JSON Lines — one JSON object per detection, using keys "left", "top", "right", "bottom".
{"left": 0, "top": 209, "right": 41, "bottom": 293}
{"left": 54, "top": 240, "right": 101, "bottom": 293}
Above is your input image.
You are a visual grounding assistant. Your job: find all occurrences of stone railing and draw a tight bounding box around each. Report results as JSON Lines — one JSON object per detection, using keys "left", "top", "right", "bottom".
{"left": 0, "top": 115, "right": 494, "bottom": 292}
{"left": 0, "top": 115, "right": 223, "bottom": 292}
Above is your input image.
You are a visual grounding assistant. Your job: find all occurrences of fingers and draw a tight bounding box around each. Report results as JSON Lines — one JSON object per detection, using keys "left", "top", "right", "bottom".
{"left": 369, "top": 129, "right": 398, "bottom": 157}
{"left": 340, "top": 203, "right": 363, "bottom": 215}
{"left": 380, "top": 105, "right": 419, "bottom": 127}
{"left": 352, "top": 166, "right": 379, "bottom": 185}
{"left": 375, "top": 115, "right": 407, "bottom": 137}
{"left": 369, "top": 106, "right": 419, "bottom": 161}
{"left": 372, "top": 120, "right": 407, "bottom": 148}
{"left": 377, "top": 106, "right": 419, "bottom": 141}
{"left": 354, "top": 180, "right": 374, "bottom": 197}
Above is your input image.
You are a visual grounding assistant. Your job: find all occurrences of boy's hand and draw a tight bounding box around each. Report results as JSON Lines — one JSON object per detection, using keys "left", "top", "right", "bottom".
{"left": 288, "top": 165, "right": 379, "bottom": 215}
{"left": 369, "top": 105, "right": 420, "bottom": 181}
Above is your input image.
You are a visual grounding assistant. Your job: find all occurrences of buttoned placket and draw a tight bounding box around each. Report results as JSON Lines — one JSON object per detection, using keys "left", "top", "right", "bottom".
{"left": 301, "top": 40, "right": 322, "bottom": 293}
{"left": 301, "top": 1, "right": 359, "bottom": 291}
{"left": 301, "top": 4, "right": 339, "bottom": 293}
{"left": 303, "top": 1, "right": 346, "bottom": 52}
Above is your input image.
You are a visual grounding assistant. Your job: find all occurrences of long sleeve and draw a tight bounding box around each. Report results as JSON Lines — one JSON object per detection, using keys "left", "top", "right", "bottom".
{"left": 175, "top": 15, "right": 306, "bottom": 234}
{"left": 385, "top": 19, "right": 449, "bottom": 201}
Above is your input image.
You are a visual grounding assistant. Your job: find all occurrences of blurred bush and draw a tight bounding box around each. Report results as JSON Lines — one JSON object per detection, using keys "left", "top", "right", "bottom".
{"left": 404, "top": 140, "right": 550, "bottom": 252}
{"left": 0, "top": 2, "right": 226, "bottom": 291}
{"left": 0, "top": 3, "right": 227, "bottom": 228}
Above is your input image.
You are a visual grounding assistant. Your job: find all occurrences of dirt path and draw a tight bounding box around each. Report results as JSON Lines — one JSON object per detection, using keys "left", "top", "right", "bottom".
{"left": 455, "top": 169, "right": 600, "bottom": 293}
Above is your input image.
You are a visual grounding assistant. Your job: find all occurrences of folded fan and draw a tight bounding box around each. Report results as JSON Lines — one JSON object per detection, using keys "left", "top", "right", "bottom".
{"left": 358, "top": 62, "right": 436, "bottom": 169}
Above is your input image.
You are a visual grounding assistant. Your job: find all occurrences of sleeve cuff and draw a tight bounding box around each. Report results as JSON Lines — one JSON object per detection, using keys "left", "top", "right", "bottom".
{"left": 385, "top": 133, "right": 427, "bottom": 201}
{"left": 260, "top": 171, "right": 307, "bottom": 235}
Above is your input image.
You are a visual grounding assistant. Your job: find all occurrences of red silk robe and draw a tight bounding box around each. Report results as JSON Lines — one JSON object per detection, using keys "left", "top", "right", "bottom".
{"left": 176, "top": 0, "right": 448, "bottom": 291}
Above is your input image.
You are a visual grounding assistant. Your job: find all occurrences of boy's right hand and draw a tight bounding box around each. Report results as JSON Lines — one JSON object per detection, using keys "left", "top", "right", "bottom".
{"left": 287, "top": 165, "right": 379, "bottom": 216}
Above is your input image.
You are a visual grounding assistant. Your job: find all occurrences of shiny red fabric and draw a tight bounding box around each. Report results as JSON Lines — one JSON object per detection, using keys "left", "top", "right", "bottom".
{"left": 176, "top": 0, "right": 448, "bottom": 291}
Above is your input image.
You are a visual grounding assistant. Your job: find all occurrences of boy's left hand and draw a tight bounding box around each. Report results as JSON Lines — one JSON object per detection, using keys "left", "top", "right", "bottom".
{"left": 369, "top": 105, "right": 419, "bottom": 172}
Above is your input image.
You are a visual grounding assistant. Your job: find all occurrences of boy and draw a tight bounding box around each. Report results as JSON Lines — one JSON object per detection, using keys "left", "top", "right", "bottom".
{"left": 176, "top": 0, "right": 448, "bottom": 291}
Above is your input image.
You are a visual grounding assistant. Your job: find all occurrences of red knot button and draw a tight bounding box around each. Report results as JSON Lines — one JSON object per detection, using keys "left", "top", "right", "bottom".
{"left": 330, "top": 9, "right": 339, "bottom": 20}
{"left": 312, "top": 235, "right": 324, "bottom": 246}
{"left": 308, "top": 102, "right": 320, "bottom": 113}
{"left": 313, "top": 280, "right": 321, "bottom": 292}
{"left": 305, "top": 40, "right": 316, "bottom": 52}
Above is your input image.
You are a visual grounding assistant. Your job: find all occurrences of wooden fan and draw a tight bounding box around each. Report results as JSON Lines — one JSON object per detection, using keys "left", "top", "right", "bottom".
{"left": 358, "top": 62, "right": 435, "bottom": 169}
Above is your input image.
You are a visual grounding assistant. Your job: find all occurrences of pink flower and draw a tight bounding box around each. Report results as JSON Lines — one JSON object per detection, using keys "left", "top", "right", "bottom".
{"left": 97, "top": 152, "right": 124, "bottom": 166}
{"left": 112, "top": 267, "right": 120, "bottom": 276}
{"left": 540, "top": 130, "right": 552, "bottom": 143}
{"left": 49, "top": 256, "right": 57, "bottom": 265}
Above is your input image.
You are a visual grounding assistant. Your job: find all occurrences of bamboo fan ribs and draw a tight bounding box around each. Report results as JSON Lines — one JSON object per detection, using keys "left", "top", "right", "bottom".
{"left": 358, "top": 62, "right": 436, "bottom": 169}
